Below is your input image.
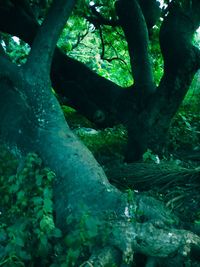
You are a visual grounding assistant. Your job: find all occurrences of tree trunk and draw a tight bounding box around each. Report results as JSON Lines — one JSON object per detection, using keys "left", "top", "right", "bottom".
{"left": 1, "top": 1, "right": 199, "bottom": 163}
{"left": 124, "top": 3, "right": 200, "bottom": 161}
{"left": 1, "top": 59, "right": 200, "bottom": 265}
{"left": 1, "top": 1, "right": 200, "bottom": 264}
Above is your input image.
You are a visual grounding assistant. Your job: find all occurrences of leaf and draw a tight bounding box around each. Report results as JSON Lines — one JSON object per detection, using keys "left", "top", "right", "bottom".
{"left": 39, "top": 233, "right": 48, "bottom": 247}
{"left": 66, "top": 248, "right": 81, "bottom": 266}
{"left": 51, "top": 228, "right": 62, "bottom": 238}
{"left": 43, "top": 188, "right": 52, "bottom": 199}
{"left": 36, "top": 174, "right": 43, "bottom": 186}
{"left": 0, "top": 229, "right": 7, "bottom": 242}
{"left": 17, "top": 191, "right": 25, "bottom": 201}
{"left": 64, "top": 231, "right": 82, "bottom": 248}
{"left": 9, "top": 183, "right": 19, "bottom": 193}
{"left": 43, "top": 198, "right": 53, "bottom": 213}
{"left": 40, "top": 216, "right": 55, "bottom": 232}
{"left": 19, "top": 250, "right": 31, "bottom": 260}
{"left": 32, "top": 196, "right": 43, "bottom": 206}
{"left": 46, "top": 171, "right": 55, "bottom": 181}
{"left": 15, "top": 236, "right": 24, "bottom": 247}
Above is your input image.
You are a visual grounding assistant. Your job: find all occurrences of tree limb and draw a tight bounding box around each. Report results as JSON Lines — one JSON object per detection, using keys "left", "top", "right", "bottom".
{"left": 71, "top": 28, "right": 89, "bottom": 50}
{"left": 0, "top": 3, "right": 123, "bottom": 126}
{"left": 141, "top": 3, "right": 200, "bottom": 147}
{"left": 25, "top": 0, "right": 76, "bottom": 77}
{"left": 115, "top": 0, "right": 155, "bottom": 95}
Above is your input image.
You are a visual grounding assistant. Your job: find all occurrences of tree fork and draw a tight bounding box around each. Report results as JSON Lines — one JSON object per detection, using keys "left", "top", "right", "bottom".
{"left": 1, "top": 1, "right": 200, "bottom": 263}
{"left": 145, "top": 3, "right": 200, "bottom": 149}
{"left": 0, "top": 2, "right": 123, "bottom": 126}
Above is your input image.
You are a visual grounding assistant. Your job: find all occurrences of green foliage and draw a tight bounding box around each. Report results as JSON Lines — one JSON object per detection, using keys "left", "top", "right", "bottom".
{"left": 1, "top": 34, "right": 30, "bottom": 65}
{"left": 184, "top": 71, "right": 200, "bottom": 112}
{"left": 62, "top": 105, "right": 94, "bottom": 128}
{"left": 64, "top": 211, "right": 103, "bottom": 266}
{"left": 194, "top": 211, "right": 200, "bottom": 226}
{"left": 0, "top": 145, "right": 18, "bottom": 177}
{"left": 169, "top": 108, "right": 200, "bottom": 151}
{"left": 124, "top": 189, "right": 137, "bottom": 222}
{"left": 143, "top": 149, "right": 160, "bottom": 163}
{"left": 62, "top": 105, "right": 127, "bottom": 159}
{"left": 0, "top": 149, "right": 64, "bottom": 266}
{"left": 149, "top": 23, "right": 164, "bottom": 85}
{"left": 168, "top": 67, "right": 200, "bottom": 152}
{"left": 58, "top": 14, "right": 133, "bottom": 87}
{"left": 75, "top": 125, "right": 127, "bottom": 160}
{"left": 193, "top": 28, "right": 200, "bottom": 49}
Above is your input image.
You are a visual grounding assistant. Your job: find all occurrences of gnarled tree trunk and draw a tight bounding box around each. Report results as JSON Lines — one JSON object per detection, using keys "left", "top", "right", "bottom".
{"left": 0, "top": 1, "right": 199, "bottom": 162}
{"left": 0, "top": 1, "right": 200, "bottom": 266}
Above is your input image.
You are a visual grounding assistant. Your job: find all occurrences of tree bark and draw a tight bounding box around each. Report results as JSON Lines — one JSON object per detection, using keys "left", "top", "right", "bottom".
{"left": 116, "top": 0, "right": 155, "bottom": 96}
{"left": 0, "top": 1, "right": 199, "bottom": 164}
{"left": 1, "top": 66, "right": 200, "bottom": 265}
{"left": 145, "top": 4, "right": 200, "bottom": 151}
{"left": 1, "top": 1, "right": 200, "bottom": 265}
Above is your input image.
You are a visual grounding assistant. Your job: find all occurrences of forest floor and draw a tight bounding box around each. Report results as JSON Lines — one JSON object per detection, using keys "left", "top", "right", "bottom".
{"left": 64, "top": 106, "right": 200, "bottom": 238}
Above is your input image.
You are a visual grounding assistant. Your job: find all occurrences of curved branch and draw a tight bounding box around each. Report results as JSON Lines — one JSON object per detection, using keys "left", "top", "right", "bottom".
{"left": 99, "top": 26, "right": 105, "bottom": 59}
{"left": 159, "top": 5, "right": 200, "bottom": 74}
{"left": 115, "top": 0, "right": 155, "bottom": 95}
{"left": 143, "top": 3, "right": 200, "bottom": 146}
{"left": 26, "top": 0, "right": 76, "bottom": 76}
{"left": 71, "top": 28, "right": 89, "bottom": 50}
{"left": 138, "top": 0, "right": 161, "bottom": 30}
{"left": 99, "top": 26, "right": 128, "bottom": 67}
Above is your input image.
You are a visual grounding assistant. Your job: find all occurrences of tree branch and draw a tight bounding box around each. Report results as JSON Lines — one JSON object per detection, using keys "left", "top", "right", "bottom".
{"left": 85, "top": 4, "right": 119, "bottom": 27}
{"left": 159, "top": 3, "right": 200, "bottom": 74}
{"left": 138, "top": 0, "right": 161, "bottom": 30}
{"left": 0, "top": 1, "right": 124, "bottom": 126}
{"left": 25, "top": 0, "right": 76, "bottom": 77}
{"left": 115, "top": 0, "right": 155, "bottom": 95}
{"left": 71, "top": 28, "right": 89, "bottom": 50}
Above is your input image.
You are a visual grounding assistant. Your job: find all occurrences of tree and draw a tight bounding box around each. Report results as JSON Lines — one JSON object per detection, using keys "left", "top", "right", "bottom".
{"left": 1, "top": 0, "right": 199, "bottom": 162}
{"left": 0, "top": 0, "right": 200, "bottom": 266}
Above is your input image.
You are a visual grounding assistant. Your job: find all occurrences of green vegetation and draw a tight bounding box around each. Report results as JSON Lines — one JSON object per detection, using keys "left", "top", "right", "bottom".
{"left": 0, "top": 151, "right": 62, "bottom": 266}
{"left": 0, "top": 150, "right": 90, "bottom": 266}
